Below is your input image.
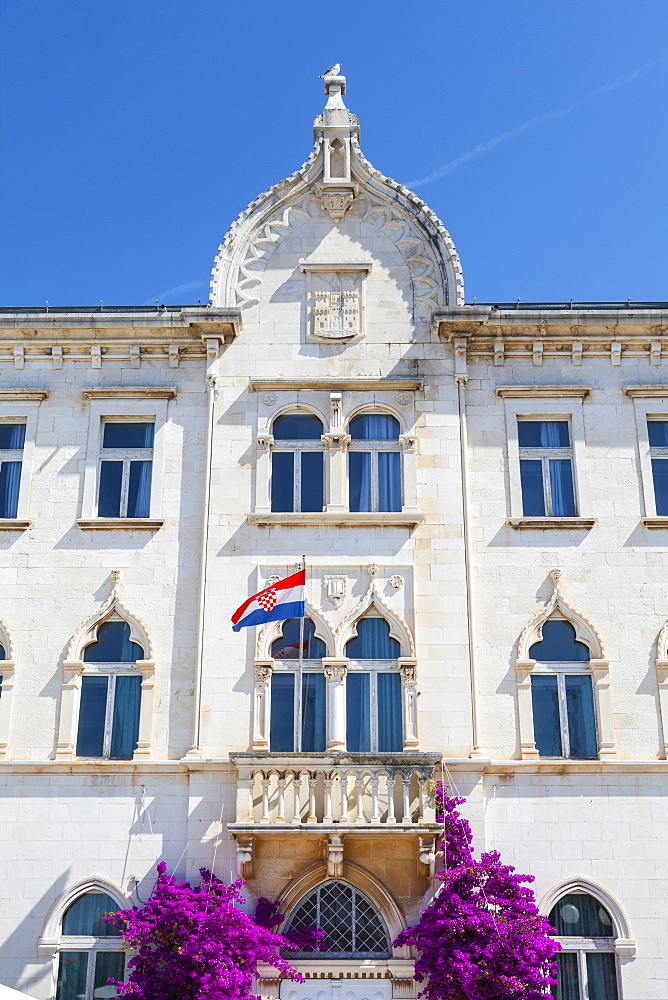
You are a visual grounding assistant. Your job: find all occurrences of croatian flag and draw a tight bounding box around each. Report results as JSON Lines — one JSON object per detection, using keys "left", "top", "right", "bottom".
{"left": 231, "top": 569, "right": 305, "bottom": 632}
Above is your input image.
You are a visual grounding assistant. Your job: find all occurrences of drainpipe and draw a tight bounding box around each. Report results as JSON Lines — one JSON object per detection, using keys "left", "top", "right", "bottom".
{"left": 454, "top": 335, "right": 486, "bottom": 759}
{"left": 185, "top": 337, "right": 220, "bottom": 759}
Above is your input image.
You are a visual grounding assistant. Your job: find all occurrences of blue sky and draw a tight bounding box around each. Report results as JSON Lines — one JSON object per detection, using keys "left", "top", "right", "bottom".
{"left": 0, "top": 0, "right": 666, "bottom": 306}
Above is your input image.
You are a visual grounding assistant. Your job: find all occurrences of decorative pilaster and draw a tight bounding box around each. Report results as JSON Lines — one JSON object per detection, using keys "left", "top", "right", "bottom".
{"left": 589, "top": 658, "right": 617, "bottom": 759}
{"left": 0, "top": 659, "right": 16, "bottom": 760}
{"left": 133, "top": 659, "right": 156, "bottom": 759}
{"left": 399, "top": 433, "right": 418, "bottom": 511}
{"left": 399, "top": 659, "right": 419, "bottom": 750}
{"left": 236, "top": 835, "right": 254, "bottom": 879}
{"left": 418, "top": 834, "right": 437, "bottom": 879}
{"left": 56, "top": 661, "right": 85, "bottom": 759}
{"left": 327, "top": 833, "right": 345, "bottom": 876}
{"left": 322, "top": 432, "right": 351, "bottom": 512}
{"left": 324, "top": 659, "right": 348, "bottom": 751}
{"left": 656, "top": 655, "right": 668, "bottom": 758}
{"left": 252, "top": 661, "right": 273, "bottom": 750}
{"left": 255, "top": 433, "right": 274, "bottom": 514}
{"left": 516, "top": 659, "right": 540, "bottom": 759}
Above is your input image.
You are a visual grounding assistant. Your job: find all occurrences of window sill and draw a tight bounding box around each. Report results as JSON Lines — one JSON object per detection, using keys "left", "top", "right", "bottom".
{"left": 0, "top": 519, "right": 31, "bottom": 531}
{"left": 76, "top": 518, "right": 164, "bottom": 530}
{"left": 642, "top": 517, "right": 668, "bottom": 529}
{"left": 507, "top": 517, "right": 596, "bottom": 530}
{"left": 248, "top": 512, "right": 425, "bottom": 527}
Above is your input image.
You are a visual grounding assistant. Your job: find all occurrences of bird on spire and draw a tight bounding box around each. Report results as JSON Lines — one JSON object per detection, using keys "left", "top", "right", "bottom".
{"left": 319, "top": 63, "right": 341, "bottom": 78}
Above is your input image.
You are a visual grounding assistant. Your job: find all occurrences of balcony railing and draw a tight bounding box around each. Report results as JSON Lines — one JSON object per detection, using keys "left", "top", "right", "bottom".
{"left": 230, "top": 753, "right": 441, "bottom": 828}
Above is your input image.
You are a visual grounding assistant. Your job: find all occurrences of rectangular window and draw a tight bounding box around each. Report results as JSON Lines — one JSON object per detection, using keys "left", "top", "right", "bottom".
{"left": 0, "top": 422, "right": 26, "bottom": 518}
{"left": 271, "top": 451, "right": 324, "bottom": 513}
{"left": 349, "top": 449, "right": 402, "bottom": 512}
{"left": 270, "top": 672, "right": 326, "bottom": 752}
{"left": 551, "top": 951, "right": 619, "bottom": 1000}
{"left": 98, "top": 421, "right": 154, "bottom": 518}
{"left": 57, "top": 950, "right": 125, "bottom": 1000}
{"left": 346, "top": 671, "right": 402, "bottom": 752}
{"left": 531, "top": 673, "right": 597, "bottom": 759}
{"left": 648, "top": 419, "right": 668, "bottom": 516}
{"left": 518, "top": 420, "right": 576, "bottom": 516}
{"left": 76, "top": 673, "right": 142, "bottom": 759}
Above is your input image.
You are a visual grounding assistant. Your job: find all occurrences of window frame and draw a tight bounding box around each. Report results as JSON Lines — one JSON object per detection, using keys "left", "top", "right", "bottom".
{"left": 0, "top": 395, "right": 44, "bottom": 525}
{"left": 627, "top": 393, "right": 668, "bottom": 520}
{"left": 530, "top": 661, "right": 598, "bottom": 760}
{"left": 76, "top": 662, "right": 143, "bottom": 760}
{"left": 97, "top": 419, "right": 155, "bottom": 519}
{"left": 517, "top": 419, "right": 576, "bottom": 517}
{"left": 270, "top": 661, "right": 326, "bottom": 753}
{"left": 499, "top": 392, "right": 593, "bottom": 525}
{"left": 80, "top": 392, "right": 172, "bottom": 525}
{"left": 57, "top": 944, "right": 126, "bottom": 1000}
{"left": 345, "top": 660, "right": 403, "bottom": 752}
{"left": 549, "top": 891, "right": 622, "bottom": 1000}
{"left": 347, "top": 413, "right": 403, "bottom": 514}
{"left": 270, "top": 434, "right": 325, "bottom": 513}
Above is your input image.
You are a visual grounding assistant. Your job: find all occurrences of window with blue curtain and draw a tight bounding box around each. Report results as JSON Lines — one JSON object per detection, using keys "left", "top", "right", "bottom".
{"left": 98, "top": 421, "right": 154, "bottom": 518}
{"left": 0, "top": 422, "right": 26, "bottom": 519}
{"left": 349, "top": 413, "right": 402, "bottom": 513}
{"left": 271, "top": 413, "right": 324, "bottom": 513}
{"left": 271, "top": 618, "right": 326, "bottom": 659}
{"left": 58, "top": 893, "right": 125, "bottom": 1000}
{"left": 269, "top": 671, "right": 326, "bottom": 752}
{"left": 529, "top": 619, "right": 597, "bottom": 760}
{"left": 549, "top": 894, "right": 619, "bottom": 1000}
{"left": 518, "top": 420, "right": 576, "bottom": 517}
{"left": 648, "top": 419, "right": 668, "bottom": 516}
{"left": 77, "top": 621, "right": 143, "bottom": 760}
{"left": 346, "top": 618, "right": 402, "bottom": 752}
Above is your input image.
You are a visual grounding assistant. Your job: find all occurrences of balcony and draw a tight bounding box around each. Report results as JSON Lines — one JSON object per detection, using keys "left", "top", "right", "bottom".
{"left": 228, "top": 753, "right": 442, "bottom": 879}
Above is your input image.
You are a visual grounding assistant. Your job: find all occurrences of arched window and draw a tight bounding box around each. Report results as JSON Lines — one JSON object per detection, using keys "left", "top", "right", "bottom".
{"left": 57, "top": 891, "right": 124, "bottom": 999}
{"left": 346, "top": 617, "right": 402, "bottom": 752}
{"left": 285, "top": 880, "right": 391, "bottom": 958}
{"left": 549, "top": 892, "right": 619, "bottom": 999}
{"left": 271, "top": 413, "right": 324, "bottom": 513}
{"left": 529, "top": 618, "right": 597, "bottom": 760}
{"left": 76, "top": 621, "right": 143, "bottom": 760}
{"left": 0, "top": 640, "right": 5, "bottom": 701}
{"left": 270, "top": 618, "right": 326, "bottom": 753}
{"left": 349, "top": 413, "right": 401, "bottom": 513}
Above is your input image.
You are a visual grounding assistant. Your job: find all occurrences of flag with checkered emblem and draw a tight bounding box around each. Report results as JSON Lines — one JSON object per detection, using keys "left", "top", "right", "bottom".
{"left": 231, "top": 568, "right": 305, "bottom": 631}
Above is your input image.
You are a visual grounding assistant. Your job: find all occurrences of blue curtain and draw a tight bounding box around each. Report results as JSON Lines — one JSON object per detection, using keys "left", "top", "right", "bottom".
{"left": 531, "top": 676, "right": 562, "bottom": 757}
{"left": 586, "top": 953, "right": 619, "bottom": 1000}
{"left": 301, "top": 673, "right": 326, "bottom": 752}
{"left": 102, "top": 422, "right": 154, "bottom": 448}
{"left": 651, "top": 458, "right": 668, "bottom": 515}
{"left": 378, "top": 452, "right": 401, "bottom": 511}
{"left": 273, "top": 414, "right": 323, "bottom": 439}
{"left": 0, "top": 423, "right": 26, "bottom": 449}
{"left": 127, "top": 460, "right": 152, "bottom": 517}
{"left": 110, "top": 675, "right": 142, "bottom": 759}
{"left": 271, "top": 618, "right": 326, "bottom": 659}
{"left": 549, "top": 459, "right": 576, "bottom": 515}
{"left": 0, "top": 461, "right": 22, "bottom": 518}
{"left": 57, "top": 951, "right": 88, "bottom": 1000}
{"left": 98, "top": 460, "right": 123, "bottom": 516}
{"left": 346, "top": 672, "right": 370, "bottom": 752}
{"left": 647, "top": 420, "right": 668, "bottom": 447}
{"left": 76, "top": 676, "right": 108, "bottom": 757}
{"left": 350, "top": 414, "right": 399, "bottom": 440}
{"left": 518, "top": 421, "right": 569, "bottom": 448}
{"left": 530, "top": 620, "right": 589, "bottom": 661}
{"left": 271, "top": 451, "right": 294, "bottom": 512}
{"left": 0, "top": 642, "right": 5, "bottom": 660}
{"left": 346, "top": 618, "right": 400, "bottom": 658}
{"left": 519, "top": 459, "right": 545, "bottom": 516}
{"left": 549, "top": 893, "right": 614, "bottom": 937}
{"left": 349, "top": 452, "right": 371, "bottom": 512}
{"left": 270, "top": 673, "right": 295, "bottom": 751}
{"left": 300, "top": 451, "right": 324, "bottom": 512}
{"left": 377, "top": 673, "right": 402, "bottom": 751}
{"left": 552, "top": 952, "right": 580, "bottom": 1000}
{"left": 94, "top": 952, "right": 125, "bottom": 994}
{"left": 62, "top": 892, "right": 120, "bottom": 935}
{"left": 84, "top": 621, "right": 143, "bottom": 662}
{"left": 565, "top": 675, "right": 597, "bottom": 758}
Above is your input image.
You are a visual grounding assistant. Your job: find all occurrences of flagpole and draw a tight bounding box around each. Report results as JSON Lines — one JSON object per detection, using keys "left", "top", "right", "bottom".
{"left": 297, "top": 554, "right": 306, "bottom": 749}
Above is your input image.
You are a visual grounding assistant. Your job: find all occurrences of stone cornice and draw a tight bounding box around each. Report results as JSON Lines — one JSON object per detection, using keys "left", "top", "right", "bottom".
{"left": 0, "top": 390, "right": 49, "bottom": 400}
{"left": 81, "top": 387, "right": 177, "bottom": 399}
{"left": 249, "top": 378, "right": 423, "bottom": 392}
{"left": 496, "top": 385, "right": 592, "bottom": 398}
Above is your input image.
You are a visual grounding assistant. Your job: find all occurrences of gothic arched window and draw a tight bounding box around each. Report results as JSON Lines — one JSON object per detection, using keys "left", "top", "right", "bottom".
{"left": 76, "top": 621, "right": 144, "bottom": 760}
{"left": 285, "top": 881, "right": 391, "bottom": 958}
{"left": 529, "top": 618, "right": 597, "bottom": 760}
{"left": 271, "top": 413, "right": 324, "bottom": 513}
{"left": 348, "top": 413, "right": 401, "bottom": 513}
{"left": 57, "top": 891, "right": 124, "bottom": 1000}
{"left": 549, "top": 892, "right": 619, "bottom": 999}
{"left": 270, "top": 618, "right": 327, "bottom": 753}
{"left": 345, "top": 616, "right": 402, "bottom": 752}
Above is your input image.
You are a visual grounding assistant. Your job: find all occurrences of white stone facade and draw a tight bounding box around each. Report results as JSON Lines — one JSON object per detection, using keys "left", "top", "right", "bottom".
{"left": 0, "top": 72, "right": 667, "bottom": 1000}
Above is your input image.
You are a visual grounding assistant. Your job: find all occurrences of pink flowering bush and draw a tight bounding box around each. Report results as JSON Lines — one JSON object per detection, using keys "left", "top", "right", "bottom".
{"left": 394, "top": 786, "right": 559, "bottom": 1000}
{"left": 104, "top": 864, "right": 302, "bottom": 1000}
{"left": 253, "top": 896, "right": 327, "bottom": 952}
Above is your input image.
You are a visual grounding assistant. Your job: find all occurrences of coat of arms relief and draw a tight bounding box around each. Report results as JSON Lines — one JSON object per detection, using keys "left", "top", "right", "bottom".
{"left": 299, "top": 261, "right": 370, "bottom": 342}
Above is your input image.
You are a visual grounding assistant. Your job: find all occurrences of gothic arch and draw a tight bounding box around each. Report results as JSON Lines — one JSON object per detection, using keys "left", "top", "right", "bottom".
{"left": 256, "top": 600, "right": 334, "bottom": 659}
{"left": 517, "top": 569, "right": 605, "bottom": 661}
{"left": 67, "top": 570, "right": 153, "bottom": 662}
{"left": 39, "top": 876, "right": 128, "bottom": 950}
{"left": 0, "top": 613, "right": 15, "bottom": 661}
{"left": 539, "top": 877, "right": 635, "bottom": 957}
{"left": 657, "top": 615, "right": 668, "bottom": 662}
{"left": 335, "top": 580, "right": 414, "bottom": 658}
{"left": 278, "top": 860, "right": 408, "bottom": 957}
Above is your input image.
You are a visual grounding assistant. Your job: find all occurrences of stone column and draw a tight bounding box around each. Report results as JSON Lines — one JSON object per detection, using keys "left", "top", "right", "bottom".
{"left": 399, "top": 659, "right": 419, "bottom": 750}
{"left": 255, "top": 432, "right": 274, "bottom": 514}
{"left": 324, "top": 659, "right": 348, "bottom": 751}
{"left": 322, "top": 433, "right": 351, "bottom": 512}
{"left": 0, "top": 658, "right": 15, "bottom": 760}
{"left": 515, "top": 658, "right": 540, "bottom": 759}
{"left": 252, "top": 661, "right": 273, "bottom": 750}
{"left": 399, "top": 433, "right": 418, "bottom": 511}
{"left": 133, "top": 659, "right": 156, "bottom": 759}
{"left": 56, "top": 660, "right": 85, "bottom": 759}
{"left": 589, "top": 658, "right": 617, "bottom": 759}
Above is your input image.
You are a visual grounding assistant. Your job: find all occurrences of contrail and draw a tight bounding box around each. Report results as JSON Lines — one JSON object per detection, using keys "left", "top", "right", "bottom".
{"left": 142, "top": 279, "right": 208, "bottom": 305}
{"left": 406, "top": 55, "right": 665, "bottom": 189}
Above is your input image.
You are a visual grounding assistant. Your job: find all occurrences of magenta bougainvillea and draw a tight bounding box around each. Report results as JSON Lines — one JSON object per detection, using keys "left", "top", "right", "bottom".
{"left": 104, "top": 864, "right": 302, "bottom": 1000}
{"left": 253, "top": 896, "right": 327, "bottom": 952}
{"left": 394, "top": 785, "right": 559, "bottom": 1000}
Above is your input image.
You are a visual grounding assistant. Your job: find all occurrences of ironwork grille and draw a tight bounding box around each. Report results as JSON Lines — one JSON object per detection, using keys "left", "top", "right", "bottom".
{"left": 285, "top": 880, "right": 391, "bottom": 958}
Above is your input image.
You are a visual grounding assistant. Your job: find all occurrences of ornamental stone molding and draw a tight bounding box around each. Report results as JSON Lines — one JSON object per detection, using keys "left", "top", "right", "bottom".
{"left": 539, "top": 878, "right": 635, "bottom": 959}
{"left": 516, "top": 569, "right": 605, "bottom": 662}
{"left": 0, "top": 613, "right": 16, "bottom": 760}
{"left": 66, "top": 569, "right": 154, "bottom": 662}
{"left": 335, "top": 579, "right": 415, "bottom": 658}
{"left": 39, "top": 876, "right": 130, "bottom": 955}
{"left": 255, "top": 598, "right": 334, "bottom": 659}
{"left": 0, "top": 612, "right": 16, "bottom": 662}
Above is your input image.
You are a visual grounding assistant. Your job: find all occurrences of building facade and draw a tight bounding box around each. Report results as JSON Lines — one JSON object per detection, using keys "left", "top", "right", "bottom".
{"left": 0, "top": 71, "right": 666, "bottom": 1000}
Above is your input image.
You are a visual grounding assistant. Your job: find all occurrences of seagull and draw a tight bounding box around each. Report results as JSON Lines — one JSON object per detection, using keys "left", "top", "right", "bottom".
{"left": 319, "top": 63, "right": 341, "bottom": 78}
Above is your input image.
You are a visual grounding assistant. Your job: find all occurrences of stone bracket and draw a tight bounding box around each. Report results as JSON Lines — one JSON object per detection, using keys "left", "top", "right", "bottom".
{"left": 236, "top": 834, "right": 254, "bottom": 879}
{"left": 418, "top": 834, "right": 437, "bottom": 879}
